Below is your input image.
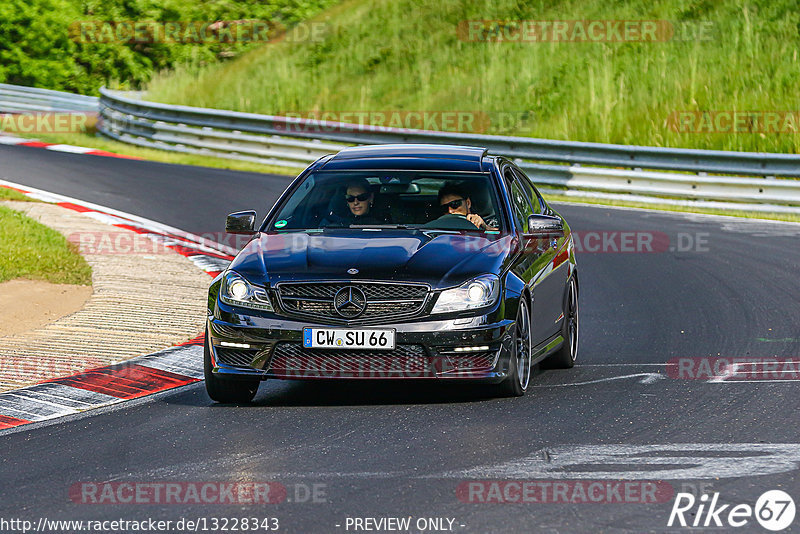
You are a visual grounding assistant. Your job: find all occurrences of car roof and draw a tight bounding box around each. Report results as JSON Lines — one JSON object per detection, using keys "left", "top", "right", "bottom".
{"left": 317, "top": 144, "right": 491, "bottom": 172}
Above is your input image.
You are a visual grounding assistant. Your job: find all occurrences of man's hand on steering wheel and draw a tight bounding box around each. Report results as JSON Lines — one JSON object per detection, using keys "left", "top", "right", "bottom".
{"left": 466, "top": 213, "right": 487, "bottom": 229}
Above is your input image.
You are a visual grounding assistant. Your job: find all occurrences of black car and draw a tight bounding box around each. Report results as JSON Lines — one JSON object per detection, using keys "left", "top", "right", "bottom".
{"left": 205, "top": 144, "right": 578, "bottom": 402}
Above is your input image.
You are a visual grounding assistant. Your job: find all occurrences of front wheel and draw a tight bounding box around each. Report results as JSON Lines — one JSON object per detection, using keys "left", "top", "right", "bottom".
{"left": 498, "top": 297, "right": 532, "bottom": 397}
{"left": 204, "top": 328, "right": 260, "bottom": 403}
{"left": 543, "top": 277, "right": 578, "bottom": 369}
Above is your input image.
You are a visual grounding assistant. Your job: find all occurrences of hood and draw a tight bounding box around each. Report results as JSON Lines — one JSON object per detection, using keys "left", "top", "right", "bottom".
{"left": 228, "top": 230, "right": 516, "bottom": 289}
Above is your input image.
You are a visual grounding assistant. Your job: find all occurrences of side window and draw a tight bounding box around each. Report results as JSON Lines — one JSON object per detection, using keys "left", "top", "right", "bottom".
{"left": 504, "top": 168, "right": 534, "bottom": 232}
{"left": 512, "top": 168, "right": 546, "bottom": 214}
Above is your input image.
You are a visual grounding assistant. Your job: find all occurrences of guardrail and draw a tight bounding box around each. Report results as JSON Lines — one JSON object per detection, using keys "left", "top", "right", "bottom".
{"left": 2, "top": 83, "right": 798, "bottom": 213}
{"left": 0, "top": 83, "right": 98, "bottom": 113}
{"left": 96, "top": 87, "right": 800, "bottom": 213}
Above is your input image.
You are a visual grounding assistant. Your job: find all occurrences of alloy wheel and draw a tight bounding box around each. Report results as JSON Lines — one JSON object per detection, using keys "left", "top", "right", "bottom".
{"left": 516, "top": 299, "right": 532, "bottom": 390}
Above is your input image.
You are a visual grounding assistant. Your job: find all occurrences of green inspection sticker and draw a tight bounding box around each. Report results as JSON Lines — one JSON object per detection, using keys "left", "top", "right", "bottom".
{"left": 275, "top": 220, "right": 288, "bottom": 228}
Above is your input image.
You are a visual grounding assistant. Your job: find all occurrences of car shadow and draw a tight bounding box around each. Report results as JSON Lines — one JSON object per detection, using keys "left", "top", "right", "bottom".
{"left": 166, "top": 367, "right": 550, "bottom": 407}
{"left": 247, "top": 379, "right": 503, "bottom": 406}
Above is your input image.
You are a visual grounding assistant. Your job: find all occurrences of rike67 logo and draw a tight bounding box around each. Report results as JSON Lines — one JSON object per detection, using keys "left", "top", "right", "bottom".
{"left": 668, "top": 490, "right": 795, "bottom": 531}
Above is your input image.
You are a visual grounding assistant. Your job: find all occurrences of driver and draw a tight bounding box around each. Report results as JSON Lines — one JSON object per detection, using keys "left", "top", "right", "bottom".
{"left": 437, "top": 182, "right": 498, "bottom": 230}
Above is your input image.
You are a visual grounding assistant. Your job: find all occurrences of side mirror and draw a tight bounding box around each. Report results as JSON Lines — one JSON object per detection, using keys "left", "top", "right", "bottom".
{"left": 226, "top": 210, "right": 257, "bottom": 234}
{"left": 524, "top": 214, "right": 564, "bottom": 237}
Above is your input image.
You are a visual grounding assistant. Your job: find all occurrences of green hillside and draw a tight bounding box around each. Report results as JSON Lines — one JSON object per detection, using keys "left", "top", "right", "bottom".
{"left": 144, "top": 0, "right": 800, "bottom": 153}
{"left": 0, "top": 0, "right": 337, "bottom": 94}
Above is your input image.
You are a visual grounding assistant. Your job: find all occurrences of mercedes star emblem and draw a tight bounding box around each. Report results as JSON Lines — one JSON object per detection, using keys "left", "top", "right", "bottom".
{"left": 333, "top": 286, "right": 367, "bottom": 318}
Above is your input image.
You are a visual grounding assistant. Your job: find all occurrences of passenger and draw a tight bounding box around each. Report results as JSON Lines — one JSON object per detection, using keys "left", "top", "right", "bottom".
{"left": 321, "top": 178, "right": 381, "bottom": 226}
{"left": 437, "top": 182, "right": 498, "bottom": 230}
{"left": 344, "top": 179, "right": 377, "bottom": 222}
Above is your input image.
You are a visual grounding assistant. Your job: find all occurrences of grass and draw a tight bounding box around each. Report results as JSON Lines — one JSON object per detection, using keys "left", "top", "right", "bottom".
{"left": 545, "top": 193, "right": 800, "bottom": 223}
{"left": 0, "top": 205, "right": 92, "bottom": 285}
{"left": 145, "top": 0, "right": 800, "bottom": 154}
{"left": 3, "top": 130, "right": 306, "bottom": 176}
{"left": 0, "top": 188, "right": 36, "bottom": 202}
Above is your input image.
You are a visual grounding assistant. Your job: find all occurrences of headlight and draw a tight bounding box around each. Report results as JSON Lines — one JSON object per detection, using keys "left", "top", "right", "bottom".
{"left": 220, "top": 270, "right": 274, "bottom": 311}
{"left": 432, "top": 274, "right": 500, "bottom": 314}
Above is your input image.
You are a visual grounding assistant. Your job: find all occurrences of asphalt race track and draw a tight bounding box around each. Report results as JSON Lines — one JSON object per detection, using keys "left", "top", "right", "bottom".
{"left": 1, "top": 144, "right": 799, "bottom": 533}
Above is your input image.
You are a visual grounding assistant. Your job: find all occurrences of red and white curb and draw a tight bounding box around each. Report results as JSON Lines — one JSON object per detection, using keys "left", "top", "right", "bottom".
{"left": 0, "top": 339, "right": 205, "bottom": 429}
{"left": 0, "top": 180, "right": 236, "bottom": 430}
{"left": 0, "top": 134, "right": 141, "bottom": 159}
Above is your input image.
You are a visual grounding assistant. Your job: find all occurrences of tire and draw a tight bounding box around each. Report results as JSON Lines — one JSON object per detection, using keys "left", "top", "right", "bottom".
{"left": 543, "top": 277, "right": 579, "bottom": 369}
{"left": 498, "top": 297, "right": 532, "bottom": 397}
{"left": 204, "top": 328, "right": 260, "bottom": 403}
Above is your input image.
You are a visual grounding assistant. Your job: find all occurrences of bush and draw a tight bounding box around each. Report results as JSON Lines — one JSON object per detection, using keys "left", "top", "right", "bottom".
{"left": 0, "top": 0, "right": 337, "bottom": 94}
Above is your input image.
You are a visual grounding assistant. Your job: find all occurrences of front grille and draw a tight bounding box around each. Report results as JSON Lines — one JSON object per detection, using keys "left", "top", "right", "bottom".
{"left": 276, "top": 282, "right": 428, "bottom": 323}
{"left": 267, "top": 342, "right": 435, "bottom": 378}
{"left": 215, "top": 347, "right": 260, "bottom": 367}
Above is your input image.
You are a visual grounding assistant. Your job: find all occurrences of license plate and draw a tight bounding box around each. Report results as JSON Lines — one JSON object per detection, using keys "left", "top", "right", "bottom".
{"left": 303, "top": 328, "right": 395, "bottom": 350}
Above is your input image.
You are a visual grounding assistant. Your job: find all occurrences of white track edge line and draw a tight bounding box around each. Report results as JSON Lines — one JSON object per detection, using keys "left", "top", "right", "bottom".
{"left": 0, "top": 178, "right": 238, "bottom": 255}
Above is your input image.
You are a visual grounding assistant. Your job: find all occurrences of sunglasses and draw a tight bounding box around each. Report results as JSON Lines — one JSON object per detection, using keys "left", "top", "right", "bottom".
{"left": 346, "top": 192, "right": 371, "bottom": 203}
{"left": 441, "top": 198, "right": 465, "bottom": 210}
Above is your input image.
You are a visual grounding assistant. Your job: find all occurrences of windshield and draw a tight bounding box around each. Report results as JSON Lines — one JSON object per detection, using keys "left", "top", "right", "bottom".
{"left": 266, "top": 171, "right": 506, "bottom": 233}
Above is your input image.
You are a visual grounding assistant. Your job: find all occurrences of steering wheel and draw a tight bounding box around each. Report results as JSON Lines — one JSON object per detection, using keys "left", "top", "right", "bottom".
{"left": 422, "top": 213, "right": 479, "bottom": 230}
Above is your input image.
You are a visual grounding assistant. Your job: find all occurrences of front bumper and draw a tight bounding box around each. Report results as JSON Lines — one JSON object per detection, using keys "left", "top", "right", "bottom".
{"left": 207, "top": 308, "right": 514, "bottom": 382}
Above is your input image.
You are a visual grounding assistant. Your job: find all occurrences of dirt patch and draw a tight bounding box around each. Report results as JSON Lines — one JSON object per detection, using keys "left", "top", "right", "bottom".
{"left": 0, "top": 279, "right": 92, "bottom": 337}
{"left": 0, "top": 199, "right": 210, "bottom": 392}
